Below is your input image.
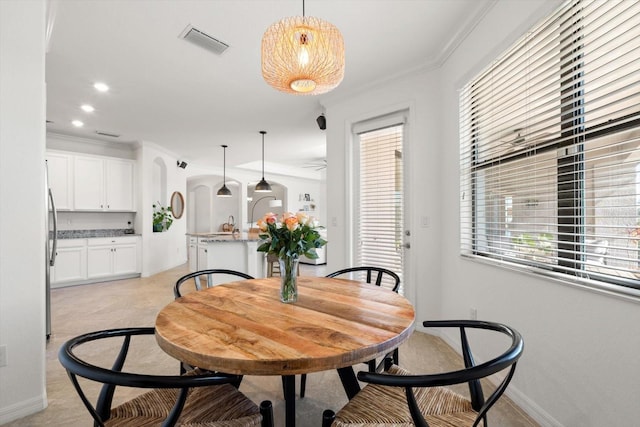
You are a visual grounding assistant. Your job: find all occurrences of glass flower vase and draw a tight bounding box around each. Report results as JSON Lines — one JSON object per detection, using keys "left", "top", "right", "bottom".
{"left": 278, "top": 256, "right": 299, "bottom": 303}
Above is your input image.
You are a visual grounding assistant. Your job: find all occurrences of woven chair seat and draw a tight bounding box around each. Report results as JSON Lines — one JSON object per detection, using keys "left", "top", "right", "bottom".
{"left": 332, "top": 365, "right": 480, "bottom": 427}
{"left": 106, "top": 382, "right": 262, "bottom": 427}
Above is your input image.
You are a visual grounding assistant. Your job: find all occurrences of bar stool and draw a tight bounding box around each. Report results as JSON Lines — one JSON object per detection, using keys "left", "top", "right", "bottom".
{"left": 266, "top": 253, "right": 300, "bottom": 277}
{"left": 266, "top": 253, "right": 281, "bottom": 277}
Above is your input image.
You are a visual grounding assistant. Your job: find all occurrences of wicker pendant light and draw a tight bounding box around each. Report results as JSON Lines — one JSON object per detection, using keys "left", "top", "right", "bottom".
{"left": 255, "top": 131, "right": 272, "bottom": 193}
{"left": 261, "top": 0, "right": 344, "bottom": 95}
{"left": 217, "top": 145, "right": 232, "bottom": 197}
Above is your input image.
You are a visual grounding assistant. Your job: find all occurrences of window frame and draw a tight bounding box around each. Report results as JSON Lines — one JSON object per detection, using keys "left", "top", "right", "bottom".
{"left": 460, "top": 0, "right": 640, "bottom": 297}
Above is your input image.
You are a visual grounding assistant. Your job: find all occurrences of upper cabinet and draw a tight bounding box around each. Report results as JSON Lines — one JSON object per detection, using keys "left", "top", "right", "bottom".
{"left": 46, "top": 152, "right": 74, "bottom": 210}
{"left": 74, "top": 156, "right": 105, "bottom": 210}
{"left": 105, "top": 159, "right": 134, "bottom": 211}
{"left": 47, "top": 151, "right": 136, "bottom": 212}
{"left": 74, "top": 156, "right": 134, "bottom": 211}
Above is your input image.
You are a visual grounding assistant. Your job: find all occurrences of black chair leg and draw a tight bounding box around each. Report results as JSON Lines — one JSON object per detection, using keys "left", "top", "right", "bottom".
{"left": 383, "top": 355, "right": 393, "bottom": 371}
{"left": 300, "top": 374, "right": 307, "bottom": 398}
{"left": 231, "top": 375, "right": 243, "bottom": 389}
{"left": 367, "top": 359, "right": 376, "bottom": 372}
{"left": 322, "top": 409, "right": 336, "bottom": 427}
{"left": 260, "top": 400, "right": 274, "bottom": 427}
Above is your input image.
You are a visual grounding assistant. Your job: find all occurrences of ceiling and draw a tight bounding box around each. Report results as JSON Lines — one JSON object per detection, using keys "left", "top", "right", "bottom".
{"left": 45, "top": 0, "right": 491, "bottom": 179}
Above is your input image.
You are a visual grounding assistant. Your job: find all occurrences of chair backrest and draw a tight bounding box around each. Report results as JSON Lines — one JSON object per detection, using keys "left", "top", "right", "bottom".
{"left": 57, "top": 327, "right": 246, "bottom": 426}
{"left": 175, "top": 269, "right": 254, "bottom": 298}
{"left": 326, "top": 266, "right": 400, "bottom": 292}
{"left": 357, "top": 320, "right": 524, "bottom": 427}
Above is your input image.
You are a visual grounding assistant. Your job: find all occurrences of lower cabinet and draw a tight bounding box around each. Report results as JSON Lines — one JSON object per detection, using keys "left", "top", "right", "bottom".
{"left": 51, "top": 236, "right": 140, "bottom": 286}
{"left": 87, "top": 237, "right": 140, "bottom": 279}
{"left": 51, "top": 239, "right": 87, "bottom": 285}
{"left": 188, "top": 237, "right": 198, "bottom": 272}
{"left": 197, "top": 244, "right": 209, "bottom": 271}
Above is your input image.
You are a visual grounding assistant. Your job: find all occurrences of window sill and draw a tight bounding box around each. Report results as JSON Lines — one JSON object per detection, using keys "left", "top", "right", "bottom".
{"left": 461, "top": 253, "right": 640, "bottom": 304}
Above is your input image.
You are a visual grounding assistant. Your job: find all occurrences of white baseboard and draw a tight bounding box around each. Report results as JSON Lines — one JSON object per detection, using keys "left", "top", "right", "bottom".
{"left": 424, "top": 327, "right": 564, "bottom": 427}
{"left": 0, "top": 395, "right": 47, "bottom": 425}
{"left": 505, "top": 381, "right": 564, "bottom": 427}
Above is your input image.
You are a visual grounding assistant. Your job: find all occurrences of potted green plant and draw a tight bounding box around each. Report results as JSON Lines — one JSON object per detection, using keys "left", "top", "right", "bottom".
{"left": 153, "top": 202, "right": 173, "bottom": 232}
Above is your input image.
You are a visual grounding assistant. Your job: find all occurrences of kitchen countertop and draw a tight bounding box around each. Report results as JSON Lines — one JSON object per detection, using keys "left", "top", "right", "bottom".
{"left": 53, "top": 229, "right": 139, "bottom": 239}
{"left": 187, "top": 232, "right": 262, "bottom": 242}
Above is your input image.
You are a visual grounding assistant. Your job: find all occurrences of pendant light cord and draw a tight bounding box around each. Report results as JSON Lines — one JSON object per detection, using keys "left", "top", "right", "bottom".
{"left": 261, "top": 132, "right": 266, "bottom": 179}
{"left": 222, "top": 145, "right": 226, "bottom": 184}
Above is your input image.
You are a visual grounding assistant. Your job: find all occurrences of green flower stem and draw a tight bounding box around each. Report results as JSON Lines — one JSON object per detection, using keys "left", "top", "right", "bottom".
{"left": 279, "top": 256, "right": 299, "bottom": 303}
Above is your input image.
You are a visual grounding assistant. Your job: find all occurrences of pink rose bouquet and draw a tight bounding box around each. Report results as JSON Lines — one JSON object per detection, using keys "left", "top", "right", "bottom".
{"left": 256, "top": 211, "right": 326, "bottom": 260}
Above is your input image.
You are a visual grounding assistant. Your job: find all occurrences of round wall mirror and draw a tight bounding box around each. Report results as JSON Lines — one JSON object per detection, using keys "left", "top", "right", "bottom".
{"left": 170, "top": 191, "right": 185, "bottom": 219}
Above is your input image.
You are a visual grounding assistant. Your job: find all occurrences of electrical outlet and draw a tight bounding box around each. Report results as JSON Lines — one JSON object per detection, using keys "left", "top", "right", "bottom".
{"left": 470, "top": 308, "right": 477, "bottom": 320}
{"left": 0, "top": 345, "right": 7, "bottom": 367}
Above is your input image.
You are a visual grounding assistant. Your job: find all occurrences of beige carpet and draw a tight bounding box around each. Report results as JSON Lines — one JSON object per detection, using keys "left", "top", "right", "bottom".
{"left": 5, "top": 264, "right": 538, "bottom": 426}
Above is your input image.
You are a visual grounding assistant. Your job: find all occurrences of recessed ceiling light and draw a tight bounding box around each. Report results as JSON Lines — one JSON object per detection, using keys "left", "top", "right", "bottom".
{"left": 93, "top": 82, "right": 109, "bottom": 92}
{"left": 71, "top": 120, "right": 84, "bottom": 127}
{"left": 80, "top": 104, "right": 95, "bottom": 112}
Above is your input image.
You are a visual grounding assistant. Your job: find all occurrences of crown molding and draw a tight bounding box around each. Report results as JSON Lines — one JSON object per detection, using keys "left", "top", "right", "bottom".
{"left": 320, "top": 0, "right": 496, "bottom": 108}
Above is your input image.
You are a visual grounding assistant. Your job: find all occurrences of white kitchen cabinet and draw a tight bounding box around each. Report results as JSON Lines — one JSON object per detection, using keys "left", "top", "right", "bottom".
{"left": 188, "top": 237, "right": 198, "bottom": 272}
{"left": 73, "top": 155, "right": 134, "bottom": 211}
{"left": 51, "top": 239, "right": 87, "bottom": 286}
{"left": 87, "top": 236, "right": 140, "bottom": 279}
{"left": 112, "top": 242, "right": 138, "bottom": 275}
{"left": 87, "top": 245, "right": 113, "bottom": 278}
{"left": 74, "top": 156, "right": 105, "bottom": 210}
{"left": 105, "top": 159, "right": 134, "bottom": 211}
{"left": 197, "top": 243, "right": 209, "bottom": 271}
{"left": 46, "top": 152, "right": 73, "bottom": 210}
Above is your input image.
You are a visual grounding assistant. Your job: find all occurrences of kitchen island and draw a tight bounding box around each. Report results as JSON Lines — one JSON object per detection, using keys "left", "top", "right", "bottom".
{"left": 187, "top": 232, "right": 266, "bottom": 281}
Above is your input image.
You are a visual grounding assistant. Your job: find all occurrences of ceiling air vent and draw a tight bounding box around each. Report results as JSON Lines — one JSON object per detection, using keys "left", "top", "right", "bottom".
{"left": 95, "top": 130, "right": 120, "bottom": 138}
{"left": 180, "top": 24, "right": 229, "bottom": 55}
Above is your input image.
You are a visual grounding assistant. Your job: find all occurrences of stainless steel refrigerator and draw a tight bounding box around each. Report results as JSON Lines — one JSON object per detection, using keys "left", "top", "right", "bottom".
{"left": 45, "top": 160, "right": 58, "bottom": 339}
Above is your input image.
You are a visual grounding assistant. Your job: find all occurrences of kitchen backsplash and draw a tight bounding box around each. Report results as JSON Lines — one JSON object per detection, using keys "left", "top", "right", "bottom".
{"left": 54, "top": 211, "right": 135, "bottom": 231}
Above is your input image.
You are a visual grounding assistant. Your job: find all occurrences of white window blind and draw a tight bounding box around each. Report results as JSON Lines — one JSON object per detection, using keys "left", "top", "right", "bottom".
{"left": 460, "top": 0, "right": 640, "bottom": 294}
{"left": 356, "top": 124, "right": 404, "bottom": 292}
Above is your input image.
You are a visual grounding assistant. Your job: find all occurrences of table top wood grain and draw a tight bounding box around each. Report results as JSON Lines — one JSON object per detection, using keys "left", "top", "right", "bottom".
{"left": 155, "top": 276, "right": 415, "bottom": 375}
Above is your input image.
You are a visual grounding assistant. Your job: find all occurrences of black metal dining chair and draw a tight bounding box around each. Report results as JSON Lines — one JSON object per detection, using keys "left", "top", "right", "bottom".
{"left": 175, "top": 269, "right": 292, "bottom": 400}
{"left": 321, "top": 320, "right": 524, "bottom": 427}
{"left": 174, "top": 268, "right": 254, "bottom": 298}
{"left": 175, "top": 269, "right": 255, "bottom": 377}
{"left": 58, "top": 327, "right": 274, "bottom": 427}
{"left": 300, "top": 266, "right": 402, "bottom": 398}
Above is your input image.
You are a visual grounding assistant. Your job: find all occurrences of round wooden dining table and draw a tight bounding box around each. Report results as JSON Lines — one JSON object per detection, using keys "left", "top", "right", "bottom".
{"left": 155, "top": 276, "right": 415, "bottom": 427}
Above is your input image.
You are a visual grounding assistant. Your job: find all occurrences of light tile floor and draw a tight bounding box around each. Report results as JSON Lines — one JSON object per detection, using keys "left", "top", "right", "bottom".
{"left": 6, "top": 263, "right": 538, "bottom": 426}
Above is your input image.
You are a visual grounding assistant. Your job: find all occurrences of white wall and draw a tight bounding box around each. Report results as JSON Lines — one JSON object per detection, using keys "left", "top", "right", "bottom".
{"left": 138, "top": 142, "right": 188, "bottom": 277}
{"left": 325, "top": 1, "right": 640, "bottom": 426}
{"left": 323, "top": 71, "right": 443, "bottom": 326}
{"left": 185, "top": 163, "right": 324, "bottom": 229}
{"left": 439, "top": 1, "right": 639, "bottom": 426}
{"left": 0, "top": 0, "right": 47, "bottom": 423}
